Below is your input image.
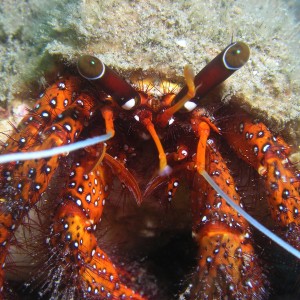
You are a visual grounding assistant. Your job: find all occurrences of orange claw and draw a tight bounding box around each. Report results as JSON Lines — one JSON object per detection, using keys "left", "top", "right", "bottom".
{"left": 0, "top": 77, "right": 81, "bottom": 154}
{"left": 104, "top": 153, "right": 142, "bottom": 205}
{"left": 0, "top": 89, "right": 100, "bottom": 296}
{"left": 81, "top": 245, "right": 146, "bottom": 299}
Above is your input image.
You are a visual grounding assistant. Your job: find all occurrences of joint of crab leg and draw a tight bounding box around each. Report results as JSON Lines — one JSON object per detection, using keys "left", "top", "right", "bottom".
{"left": 195, "top": 122, "right": 210, "bottom": 174}
{"left": 0, "top": 133, "right": 113, "bottom": 164}
{"left": 101, "top": 106, "right": 115, "bottom": 137}
{"left": 199, "top": 115, "right": 220, "bottom": 134}
{"left": 77, "top": 55, "right": 140, "bottom": 110}
{"left": 172, "top": 41, "right": 250, "bottom": 108}
{"left": 157, "top": 65, "right": 196, "bottom": 128}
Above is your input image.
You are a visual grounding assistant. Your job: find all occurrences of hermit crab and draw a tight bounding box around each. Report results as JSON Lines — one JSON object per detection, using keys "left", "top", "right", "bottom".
{"left": 0, "top": 41, "right": 299, "bottom": 299}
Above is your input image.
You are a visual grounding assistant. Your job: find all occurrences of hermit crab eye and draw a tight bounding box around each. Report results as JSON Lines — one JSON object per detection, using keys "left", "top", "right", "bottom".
{"left": 223, "top": 42, "right": 250, "bottom": 70}
{"left": 77, "top": 55, "right": 105, "bottom": 80}
{"left": 169, "top": 41, "right": 250, "bottom": 116}
{"left": 77, "top": 55, "right": 141, "bottom": 110}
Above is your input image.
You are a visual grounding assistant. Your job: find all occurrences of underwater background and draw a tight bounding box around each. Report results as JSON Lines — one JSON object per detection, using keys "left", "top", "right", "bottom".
{"left": 0, "top": 0, "right": 299, "bottom": 299}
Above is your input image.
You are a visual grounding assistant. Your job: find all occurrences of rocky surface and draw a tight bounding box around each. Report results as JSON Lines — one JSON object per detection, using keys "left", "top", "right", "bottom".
{"left": 0, "top": 0, "right": 299, "bottom": 146}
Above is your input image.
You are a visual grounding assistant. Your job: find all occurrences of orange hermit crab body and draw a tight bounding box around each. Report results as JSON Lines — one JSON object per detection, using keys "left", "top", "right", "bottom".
{"left": 0, "top": 42, "right": 299, "bottom": 299}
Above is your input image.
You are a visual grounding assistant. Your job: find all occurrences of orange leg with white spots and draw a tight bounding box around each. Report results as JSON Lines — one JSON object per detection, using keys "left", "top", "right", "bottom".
{"left": 0, "top": 87, "right": 95, "bottom": 297}
{"left": 187, "top": 139, "right": 267, "bottom": 299}
{"left": 46, "top": 148, "right": 145, "bottom": 299}
{"left": 0, "top": 77, "right": 81, "bottom": 155}
{"left": 221, "top": 116, "right": 300, "bottom": 249}
{"left": 178, "top": 114, "right": 267, "bottom": 299}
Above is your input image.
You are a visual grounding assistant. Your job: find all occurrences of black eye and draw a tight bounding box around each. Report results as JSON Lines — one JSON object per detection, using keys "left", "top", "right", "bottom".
{"left": 77, "top": 55, "right": 105, "bottom": 80}
{"left": 223, "top": 42, "right": 250, "bottom": 70}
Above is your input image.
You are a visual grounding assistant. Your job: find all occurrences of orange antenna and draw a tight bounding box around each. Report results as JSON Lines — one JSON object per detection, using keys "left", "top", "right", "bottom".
{"left": 137, "top": 111, "right": 171, "bottom": 175}
{"left": 145, "top": 119, "right": 170, "bottom": 174}
{"left": 157, "top": 65, "right": 196, "bottom": 127}
{"left": 101, "top": 106, "right": 115, "bottom": 137}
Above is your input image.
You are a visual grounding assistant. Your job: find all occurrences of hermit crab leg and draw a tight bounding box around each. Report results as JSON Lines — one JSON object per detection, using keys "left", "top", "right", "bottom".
{"left": 45, "top": 146, "right": 145, "bottom": 299}
{"left": 191, "top": 118, "right": 300, "bottom": 259}
{"left": 187, "top": 138, "right": 267, "bottom": 299}
{"left": 0, "top": 91, "right": 104, "bottom": 295}
{"left": 0, "top": 80, "right": 142, "bottom": 297}
{"left": 220, "top": 115, "right": 300, "bottom": 252}
{"left": 201, "top": 171, "right": 300, "bottom": 259}
{"left": 0, "top": 75, "right": 113, "bottom": 164}
{"left": 189, "top": 107, "right": 300, "bottom": 259}
{"left": 0, "top": 77, "right": 81, "bottom": 154}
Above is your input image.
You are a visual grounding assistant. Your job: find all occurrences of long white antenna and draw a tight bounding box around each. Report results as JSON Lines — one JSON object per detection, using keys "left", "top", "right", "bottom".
{"left": 0, "top": 133, "right": 113, "bottom": 164}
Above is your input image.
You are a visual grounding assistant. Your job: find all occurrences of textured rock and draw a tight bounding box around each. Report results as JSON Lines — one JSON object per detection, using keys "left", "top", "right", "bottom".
{"left": 0, "top": 0, "right": 299, "bottom": 146}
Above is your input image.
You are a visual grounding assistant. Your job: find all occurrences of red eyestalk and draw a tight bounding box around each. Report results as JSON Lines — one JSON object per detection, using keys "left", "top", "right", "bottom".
{"left": 77, "top": 55, "right": 141, "bottom": 110}
{"left": 173, "top": 41, "right": 250, "bottom": 111}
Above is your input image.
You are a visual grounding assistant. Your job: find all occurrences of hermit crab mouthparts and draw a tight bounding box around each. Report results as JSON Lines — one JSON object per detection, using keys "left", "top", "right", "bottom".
{"left": 77, "top": 55, "right": 141, "bottom": 110}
